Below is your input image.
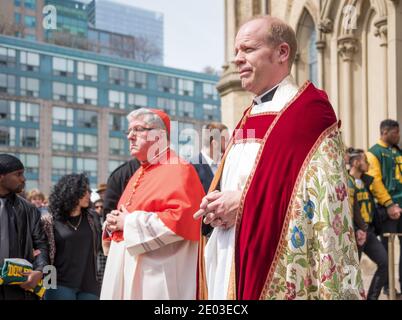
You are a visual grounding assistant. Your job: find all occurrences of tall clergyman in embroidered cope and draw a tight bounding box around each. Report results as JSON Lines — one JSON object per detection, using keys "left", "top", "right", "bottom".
{"left": 194, "top": 16, "right": 364, "bottom": 300}
{"left": 100, "top": 108, "right": 205, "bottom": 300}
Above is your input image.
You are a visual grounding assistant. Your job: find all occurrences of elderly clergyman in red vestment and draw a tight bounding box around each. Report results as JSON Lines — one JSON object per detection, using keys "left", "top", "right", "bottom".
{"left": 194, "top": 16, "right": 365, "bottom": 300}
{"left": 101, "top": 108, "right": 204, "bottom": 299}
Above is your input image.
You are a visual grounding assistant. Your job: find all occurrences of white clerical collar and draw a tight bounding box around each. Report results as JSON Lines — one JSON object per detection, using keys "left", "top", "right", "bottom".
{"left": 250, "top": 75, "right": 299, "bottom": 114}
{"left": 253, "top": 84, "right": 280, "bottom": 105}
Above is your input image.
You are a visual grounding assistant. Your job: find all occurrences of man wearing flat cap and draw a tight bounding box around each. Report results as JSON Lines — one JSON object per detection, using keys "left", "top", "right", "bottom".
{"left": 0, "top": 154, "right": 49, "bottom": 300}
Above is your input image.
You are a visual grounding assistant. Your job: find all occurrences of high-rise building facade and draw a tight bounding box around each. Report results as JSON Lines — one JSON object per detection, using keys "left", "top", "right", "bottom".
{"left": 0, "top": 34, "right": 220, "bottom": 194}
{"left": 87, "top": 0, "right": 164, "bottom": 65}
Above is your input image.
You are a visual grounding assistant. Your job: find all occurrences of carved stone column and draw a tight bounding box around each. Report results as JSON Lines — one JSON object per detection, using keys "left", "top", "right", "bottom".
{"left": 338, "top": 36, "right": 358, "bottom": 146}
{"left": 374, "top": 18, "right": 389, "bottom": 118}
{"left": 316, "top": 18, "right": 333, "bottom": 90}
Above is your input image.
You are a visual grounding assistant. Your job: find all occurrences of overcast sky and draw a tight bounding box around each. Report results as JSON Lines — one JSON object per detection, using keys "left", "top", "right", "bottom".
{"left": 111, "top": 0, "right": 225, "bottom": 73}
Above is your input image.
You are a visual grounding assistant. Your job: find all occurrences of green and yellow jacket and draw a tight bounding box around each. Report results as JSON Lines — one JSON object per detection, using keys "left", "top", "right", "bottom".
{"left": 367, "top": 140, "right": 402, "bottom": 207}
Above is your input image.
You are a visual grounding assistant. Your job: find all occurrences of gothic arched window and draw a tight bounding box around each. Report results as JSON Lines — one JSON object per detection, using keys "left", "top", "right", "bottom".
{"left": 296, "top": 9, "right": 318, "bottom": 86}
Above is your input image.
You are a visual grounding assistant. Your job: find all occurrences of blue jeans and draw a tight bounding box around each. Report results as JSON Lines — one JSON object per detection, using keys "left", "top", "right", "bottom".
{"left": 45, "top": 285, "right": 99, "bottom": 300}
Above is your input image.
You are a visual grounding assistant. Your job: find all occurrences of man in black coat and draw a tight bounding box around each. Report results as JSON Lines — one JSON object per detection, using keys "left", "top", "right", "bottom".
{"left": 0, "top": 154, "right": 49, "bottom": 300}
{"left": 191, "top": 122, "right": 229, "bottom": 236}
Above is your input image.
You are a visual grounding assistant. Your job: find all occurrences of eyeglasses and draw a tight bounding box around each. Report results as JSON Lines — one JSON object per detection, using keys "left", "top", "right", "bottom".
{"left": 124, "top": 126, "right": 155, "bottom": 136}
{"left": 95, "top": 205, "right": 103, "bottom": 209}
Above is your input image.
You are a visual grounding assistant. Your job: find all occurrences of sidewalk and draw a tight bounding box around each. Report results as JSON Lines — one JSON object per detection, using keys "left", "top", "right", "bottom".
{"left": 360, "top": 237, "right": 400, "bottom": 300}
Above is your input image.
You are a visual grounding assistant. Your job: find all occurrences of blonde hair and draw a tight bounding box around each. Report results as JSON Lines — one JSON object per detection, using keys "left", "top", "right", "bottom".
{"left": 26, "top": 188, "right": 45, "bottom": 202}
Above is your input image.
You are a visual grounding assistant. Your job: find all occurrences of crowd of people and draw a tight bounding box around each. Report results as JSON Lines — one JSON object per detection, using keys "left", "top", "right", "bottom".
{"left": 0, "top": 15, "right": 401, "bottom": 300}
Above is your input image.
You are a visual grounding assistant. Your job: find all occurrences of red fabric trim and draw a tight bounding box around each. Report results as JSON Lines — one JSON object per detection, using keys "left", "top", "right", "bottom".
{"left": 234, "top": 114, "right": 276, "bottom": 141}
{"left": 236, "top": 83, "right": 337, "bottom": 299}
{"left": 111, "top": 150, "right": 204, "bottom": 242}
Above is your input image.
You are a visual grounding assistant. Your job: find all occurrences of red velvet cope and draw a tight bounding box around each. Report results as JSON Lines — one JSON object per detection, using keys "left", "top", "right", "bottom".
{"left": 236, "top": 83, "right": 337, "bottom": 299}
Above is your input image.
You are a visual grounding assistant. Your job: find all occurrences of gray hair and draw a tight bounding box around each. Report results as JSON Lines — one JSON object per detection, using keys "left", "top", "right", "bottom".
{"left": 127, "top": 108, "right": 166, "bottom": 132}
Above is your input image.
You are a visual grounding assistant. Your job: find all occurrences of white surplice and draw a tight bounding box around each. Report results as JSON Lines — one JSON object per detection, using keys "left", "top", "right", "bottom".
{"left": 204, "top": 75, "right": 299, "bottom": 299}
{"left": 100, "top": 211, "right": 198, "bottom": 300}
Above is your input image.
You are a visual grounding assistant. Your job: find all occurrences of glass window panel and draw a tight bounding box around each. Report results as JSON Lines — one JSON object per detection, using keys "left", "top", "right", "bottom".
{"left": 52, "top": 156, "right": 73, "bottom": 176}
{"left": 0, "top": 99, "right": 16, "bottom": 120}
{"left": 52, "top": 82, "right": 74, "bottom": 102}
{"left": 20, "top": 128, "right": 39, "bottom": 148}
{"left": 19, "top": 153, "right": 39, "bottom": 174}
{"left": 52, "top": 106, "right": 74, "bottom": 127}
{"left": 127, "top": 94, "right": 147, "bottom": 109}
{"left": 156, "top": 98, "right": 176, "bottom": 116}
{"left": 0, "top": 126, "right": 16, "bottom": 146}
{"left": 0, "top": 46, "right": 16, "bottom": 67}
{"left": 20, "top": 102, "right": 40, "bottom": 122}
{"left": 178, "top": 79, "right": 194, "bottom": 96}
{"left": 20, "top": 77, "right": 39, "bottom": 97}
{"left": 76, "top": 158, "right": 97, "bottom": 177}
{"left": 77, "top": 134, "right": 97, "bottom": 153}
{"left": 0, "top": 74, "right": 16, "bottom": 94}
{"left": 76, "top": 109, "right": 98, "bottom": 128}
{"left": 52, "top": 131, "right": 74, "bottom": 151}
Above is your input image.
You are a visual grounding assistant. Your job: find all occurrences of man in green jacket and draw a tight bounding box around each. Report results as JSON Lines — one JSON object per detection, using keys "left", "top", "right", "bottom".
{"left": 367, "top": 119, "right": 402, "bottom": 296}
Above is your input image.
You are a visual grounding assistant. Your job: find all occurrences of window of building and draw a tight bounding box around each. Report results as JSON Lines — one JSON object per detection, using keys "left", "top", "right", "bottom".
{"left": 77, "top": 86, "right": 97, "bottom": 105}
{"left": 24, "top": 16, "right": 36, "bottom": 28}
{"left": 309, "top": 28, "right": 318, "bottom": 87}
{"left": 76, "top": 109, "right": 98, "bottom": 128}
{"left": 14, "top": 0, "right": 21, "bottom": 7}
{"left": 157, "top": 98, "right": 176, "bottom": 116}
{"left": 109, "top": 90, "right": 125, "bottom": 109}
{"left": 203, "top": 83, "right": 218, "bottom": 100}
{"left": 109, "top": 137, "right": 126, "bottom": 156}
{"left": 52, "top": 106, "right": 74, "bottom": 127}
{"left": 52, "top": 156, "right": 73, "bottom": 176}
{"left": 77, "top": 134, "right": 97, "bottom": 153}
{"left": 127, "top": 93, "right": 147, "bottom": 109}
{"left": 127, "top": 70, "right": 146, "bottom": 89}
{"left": 53, "top": 57, "right": 74, "bottom": 77}
{"left": 0, "top": 74, "right": 16, "bottom": 94}
{"left": 77, "top": 61, "right": 97, "bottom": 81}
{"left": 52, "top": 82, "right": 74, "bottom": 102}
{"left": 178, "top": 79, "right": 194, "bottom": 96}
{"left": 52, "top": 131, "right": 74, "bottom": 151}
{"left": 0, "top": 126, "right": 16, "bottom": 146}
{"left": 20, "top": 128, "right": 39, "bottom": 148}
{"left": 0, "top": 46, "right": 16, "bottom": 67}
{"left": 157, "top": 75, "right": 176, "bottom": 94}
{"left": 0, "top": 99, "right": 16, "bottom": 120}
{"left": 108, "top": 160, "right": 125, "bottom": 175}
{"left": 20, "top": 77, "right": 39, "bottom": 97}
{"left": 177, "top": 101, "right": 194, "bottom": 117}
{"left": 203, "top": 104, "right": 218, "bottom": 121}
{"left": 76, "top": 158, "right": 97, "bottom": 178}
{"left": 20, "top": 51, "right": 40, "bottom": 72}
{"left": 20, "top": 102, "right": 40, "bottom": 122}
{"left": 19, "top": 153, "right": 39, "bottom": 174}
{"left": 109, "top": 67, "right": 125, "bottom": 85}
{"left": 24, "top": 0, "right": 36, "bottom": 10}
{"left": 109, "top": 114, "right": 127, "bottom": 131}
{"left": 297, "top": 10, "right": 318, "bottom": 87}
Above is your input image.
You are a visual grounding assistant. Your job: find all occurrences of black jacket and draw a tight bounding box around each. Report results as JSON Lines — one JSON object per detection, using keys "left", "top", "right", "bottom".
{"left": 5, "top": 193, "right": 49, "bottom": 272}
{"left": 190, "top": 153, "right": 216, "bottom": 237}
{"left": 103, "top": 158, "right": 140, "bottom": 216}
{"left": 191, "top": 153, "right": 214, "bottom": 194}
{"left": 350, "top": 174, "right": 387, "bottom": 235}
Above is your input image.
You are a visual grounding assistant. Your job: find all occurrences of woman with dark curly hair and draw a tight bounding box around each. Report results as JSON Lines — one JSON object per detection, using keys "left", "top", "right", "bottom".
{"left": 42, "top": 173, "right": 101, "bottom": 300}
